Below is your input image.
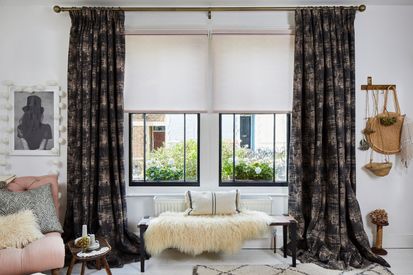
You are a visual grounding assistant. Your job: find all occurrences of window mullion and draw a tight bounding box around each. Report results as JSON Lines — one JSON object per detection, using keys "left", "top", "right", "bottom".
{"left": 184, "top": 114, "right": 187, "bottom": 182}
{"left": 286, "top": 113, "right": 291, "bottom": 184}
{"left": 232, "top": 113, "right": 236, "bottom": 183}
{"left": 273, "top": 114, "right": 276, "bottom": 183}
{"left": 143, "top": 113, "right": 147, "bottom": 183}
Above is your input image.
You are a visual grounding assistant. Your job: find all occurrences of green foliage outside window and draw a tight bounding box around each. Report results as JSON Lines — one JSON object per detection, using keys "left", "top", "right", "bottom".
{"left": 145, "top": 140, "right": 198, "bottom": 181}
{"left": 141, "top": 140, "right": 285, "bottom": 182}
{"left": 221, "top": 141, "right": 286, "bottom": 181}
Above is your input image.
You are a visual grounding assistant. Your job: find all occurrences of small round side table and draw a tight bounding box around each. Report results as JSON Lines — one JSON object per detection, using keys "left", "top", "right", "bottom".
{"left": 66, "top": 236, "right": 112, "bottom": 275}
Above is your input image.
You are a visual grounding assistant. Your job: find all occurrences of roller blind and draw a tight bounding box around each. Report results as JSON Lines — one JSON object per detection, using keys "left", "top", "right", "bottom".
{"left": 212, "top": 34, "right": 294, "bottom": 112}
{"left": 124, "top": 35, "right": 209, "bottom": 112}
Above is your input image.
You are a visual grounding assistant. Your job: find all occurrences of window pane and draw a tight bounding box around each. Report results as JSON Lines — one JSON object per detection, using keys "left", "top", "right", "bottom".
{"left": 131, "top": 114, "right": 144, "bottom": 181}
{"left": 275, "top": 114, "right": 288, "bottom": 182}
{"left": 185, "top": 114, "right": 198, "bottom": 181}
{"left": 130, "top": 113, "right": 199, "bottom": 185}
{"left": 221, "top": 114, "right": 234, "bottom": 181}
{"left": 145, "top": 114, "right": 184, "bottom": 181}
{"left": 234, "top": 114, "right": 274, "bottom": 182}
{"left": 220, "top": 113, "right": 288, "bottom": 186}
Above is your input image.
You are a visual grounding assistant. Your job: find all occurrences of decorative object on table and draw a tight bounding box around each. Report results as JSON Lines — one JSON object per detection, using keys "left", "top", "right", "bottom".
{"left": 193, "top": 263, "right": 394, "bottom": 275}
{"left": 77, "top": 246, "right": 109, "bottom": 258}
{"left": 362, "top": 77, "right": 405, "bottom": 155}
{"left": 75, "top": 236, "right": 90, "bottom": 252}
{"left": 66, "top": 237, "right": 112, "bottom": 275}
{"left": 82, "top": 224, "right": 88, "bottom": 237}
{"left": 369, "top": 209, "right": 389, "bottom": 255}
{"left": 87, "top": 234, "right": 100, "bottom": 250}
{"left": 75, "top": 225, "right": 100, "bottom": 251}
{"left": 400, "top": 117, "right": 413, "bottom": 168}
{"left": 8, "top": 85, "right": 61, "bottom": 156}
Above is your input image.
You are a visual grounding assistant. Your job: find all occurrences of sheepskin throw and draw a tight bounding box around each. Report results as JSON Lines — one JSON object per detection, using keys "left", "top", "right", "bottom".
{"left": 144, "top": 210, "right": 271, "bottom": 256}
{"left": 0, "top": 210, "right": 44, "bottom": 249}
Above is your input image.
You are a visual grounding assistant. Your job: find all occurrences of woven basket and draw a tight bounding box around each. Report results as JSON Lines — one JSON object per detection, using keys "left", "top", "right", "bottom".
{"left": 364, "top": 161, "right": 392, "bottom": 177}
{"left": 366, "top": 112, "right": 404, "bottom": 154}
{"left": 365, "top": 88, "right": 405, "bottom": 154}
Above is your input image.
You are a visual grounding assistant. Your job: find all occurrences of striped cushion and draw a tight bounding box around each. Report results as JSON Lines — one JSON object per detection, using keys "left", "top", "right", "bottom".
{"left": 185, "top": 190, "right": 239, "bottom": 215}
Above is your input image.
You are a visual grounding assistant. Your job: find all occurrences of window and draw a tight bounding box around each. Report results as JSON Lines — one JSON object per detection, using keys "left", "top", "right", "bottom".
{"left": 129, "top": 113, "right": 200, "bottom": 186}
{"left": 219, "top": 113, "right": 289, "bottom": 186}
{"left": 125, "top": 32, "right": 293, "bottom": 188}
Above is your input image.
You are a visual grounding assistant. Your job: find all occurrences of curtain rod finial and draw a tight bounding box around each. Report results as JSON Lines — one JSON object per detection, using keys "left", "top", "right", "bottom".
{"left": 359, "top": 4, "right": 366, "bottom": 12}
{"left": 53, "top": 5, "right": 62, "bottom": 13}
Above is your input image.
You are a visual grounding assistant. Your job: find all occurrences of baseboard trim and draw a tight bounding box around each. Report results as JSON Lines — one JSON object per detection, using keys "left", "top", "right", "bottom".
{"left": 383, "top": 234, "right": 413, "bottom": 249}
{"left": 243, "top": 234, "right": 413, "bottom": 249}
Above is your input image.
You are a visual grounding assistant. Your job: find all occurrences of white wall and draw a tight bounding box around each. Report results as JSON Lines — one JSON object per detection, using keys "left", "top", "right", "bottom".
{"left": 0, "top": 3, "right": 70, "bottom": 221}
{"left": 0, "top": 2, "right": 412, "bottom": 248}
{"left": 355, "top": 6, "right": 413, "bottom": 248}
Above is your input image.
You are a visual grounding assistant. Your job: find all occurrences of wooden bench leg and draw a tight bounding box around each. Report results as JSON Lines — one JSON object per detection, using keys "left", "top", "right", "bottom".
{"left": 291, "top": 222, "right": 297, "bottom": 267}
{"left": 51, "top": 268, "right": 60, "bottom": 275}
{"left": 273, "top": 236, "right": 276, "bottom": 253}
{"left": 139, "top": 224, "right": 147, "bottom": 272}
{"left": 283, "top": 225, "right": 287, "bottom": 258}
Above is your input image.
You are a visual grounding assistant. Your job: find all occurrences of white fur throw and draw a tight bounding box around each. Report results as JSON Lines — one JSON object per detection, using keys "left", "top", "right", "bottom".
{"left": 0, "top": 210, "right": 44, "bottom": 249}
{"left": 144, "top": 210, "right": 271, "bottom": 256}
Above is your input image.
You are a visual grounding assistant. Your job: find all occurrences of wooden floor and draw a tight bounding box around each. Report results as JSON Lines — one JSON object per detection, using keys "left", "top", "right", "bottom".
{"left": 58, "top": 248, "right": 413, "bottom": 275}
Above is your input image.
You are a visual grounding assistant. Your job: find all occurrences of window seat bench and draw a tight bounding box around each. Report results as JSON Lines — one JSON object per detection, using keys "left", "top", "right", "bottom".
{"left": 137, "top": 213, "right": 297, "bottom": 273}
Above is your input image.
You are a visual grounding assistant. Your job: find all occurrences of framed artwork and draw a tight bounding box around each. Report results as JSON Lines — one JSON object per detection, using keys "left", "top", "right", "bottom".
{"left": 9, "top": 86, "right": 60, "bottom": 156}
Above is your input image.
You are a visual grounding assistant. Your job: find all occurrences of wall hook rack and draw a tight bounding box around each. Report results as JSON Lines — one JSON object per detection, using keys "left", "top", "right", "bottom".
{"left": 361, "top": 76, "right": 396, "bottom": 91}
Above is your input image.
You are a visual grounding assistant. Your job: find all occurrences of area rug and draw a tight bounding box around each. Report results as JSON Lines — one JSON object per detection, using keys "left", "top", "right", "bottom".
{"left": 193, "top": 263, "right": 393, "bottom": 275}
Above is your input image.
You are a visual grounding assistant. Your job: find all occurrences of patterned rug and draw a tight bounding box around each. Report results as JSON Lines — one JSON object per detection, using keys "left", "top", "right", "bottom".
{"left": 193, "top": 263, "right": 393, "bottom": 275}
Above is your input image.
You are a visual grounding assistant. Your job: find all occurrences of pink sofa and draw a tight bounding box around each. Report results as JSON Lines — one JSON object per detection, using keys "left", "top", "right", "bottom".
{"left": 0, "top": 175, "right": 65, "bottom": 275}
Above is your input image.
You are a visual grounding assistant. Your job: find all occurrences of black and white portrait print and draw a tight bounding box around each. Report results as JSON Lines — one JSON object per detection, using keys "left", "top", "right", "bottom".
{"left": 13, "top": 91, "right": 54, "bottom": 151}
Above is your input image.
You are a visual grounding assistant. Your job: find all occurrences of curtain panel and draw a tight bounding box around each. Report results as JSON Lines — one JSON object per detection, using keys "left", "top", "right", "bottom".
{"left": 63, "top": 8, "right": 139, "bottom": 267}
{"left": 289, "top": 7, "right": 389, "bottom": 269}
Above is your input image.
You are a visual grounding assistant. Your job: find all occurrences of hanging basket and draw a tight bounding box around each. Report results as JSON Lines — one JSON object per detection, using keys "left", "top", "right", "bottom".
{"left": 365, "top": 87, "right": 405, "bottom": 154}
{"left": 364, "top": 161, "right": 392, "bottom": 177}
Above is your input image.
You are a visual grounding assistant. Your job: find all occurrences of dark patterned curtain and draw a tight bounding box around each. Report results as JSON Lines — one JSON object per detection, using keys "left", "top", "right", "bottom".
{"left": 63, "top": 8, "right": 140, "bottom": 267}
{"left": 289, "top": 8, "right": 389, "bottom": 269}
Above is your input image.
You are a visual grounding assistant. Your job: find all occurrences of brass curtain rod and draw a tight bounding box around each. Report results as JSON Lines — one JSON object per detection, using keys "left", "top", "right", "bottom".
{"left": 53, "top": 4, "right": 366, "bottom": 13}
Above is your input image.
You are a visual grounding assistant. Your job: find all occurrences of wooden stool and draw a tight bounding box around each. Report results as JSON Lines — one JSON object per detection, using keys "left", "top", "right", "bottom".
{"left": 66, "top": 237, "right": 112, "bottom": 275}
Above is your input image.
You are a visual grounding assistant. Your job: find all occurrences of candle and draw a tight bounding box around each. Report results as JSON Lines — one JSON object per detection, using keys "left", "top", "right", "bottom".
{"left": 82, "top": 224, "right": 87, "bottom": 237}
{"left": 89, "top": 234, "right": 95, "bottom": 245}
